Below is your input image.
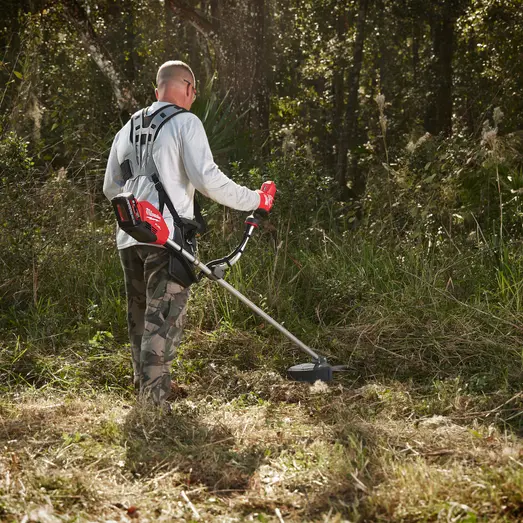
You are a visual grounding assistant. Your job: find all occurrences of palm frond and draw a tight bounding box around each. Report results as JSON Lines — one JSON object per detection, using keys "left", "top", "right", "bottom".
{"left": 191, "top": 75, "right": 248, "bottom": 159}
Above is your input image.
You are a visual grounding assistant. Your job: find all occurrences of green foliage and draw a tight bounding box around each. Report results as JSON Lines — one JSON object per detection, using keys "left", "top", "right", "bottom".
{"left": 1, "top": 0, "right": 523, "bottom": 404}
{"left": 0, "top": 131, "right": 34, "bottom": 175}
{"left": 0, "top": 130, "right": 126, "bottom": 358}
{"left": 0, "top": 132, "right": 37, "bottom": 307}
{"left": 365, "top": 118, "right": 523, "bottom": 250}
{"left": 191, "top": 76, "right": 249, "bottom": 161}
{"left": 456, "top": 0, "right": 523, "bottom": 131}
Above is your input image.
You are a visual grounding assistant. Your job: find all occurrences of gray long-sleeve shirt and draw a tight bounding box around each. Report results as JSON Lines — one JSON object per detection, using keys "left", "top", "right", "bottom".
{"left": 103, "top": 101, "right": 260, "bottom": 249}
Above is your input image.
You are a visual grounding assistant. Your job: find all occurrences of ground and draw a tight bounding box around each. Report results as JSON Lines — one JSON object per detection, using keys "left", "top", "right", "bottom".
{"left": 0, "top": 366, "right": 522, "bottom": 522}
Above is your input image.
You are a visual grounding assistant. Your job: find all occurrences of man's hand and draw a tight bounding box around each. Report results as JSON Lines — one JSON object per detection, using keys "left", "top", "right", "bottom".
{"left": 256, "top": 181, "right": 277, "bottom": 213}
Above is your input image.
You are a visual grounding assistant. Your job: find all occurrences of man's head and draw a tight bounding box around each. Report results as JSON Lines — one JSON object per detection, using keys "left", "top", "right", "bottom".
{"left": 155, "top": 60, "right": 197, "bottom": 110}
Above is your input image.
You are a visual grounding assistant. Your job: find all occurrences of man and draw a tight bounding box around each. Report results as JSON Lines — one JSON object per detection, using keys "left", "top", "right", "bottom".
{"left": 104, "top": 60, "right": 275, "bottom": 408}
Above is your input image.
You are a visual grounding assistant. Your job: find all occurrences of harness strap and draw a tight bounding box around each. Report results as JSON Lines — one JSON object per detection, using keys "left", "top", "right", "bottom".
{"left": 130, "top": 104, "right": 187, "bottom": 168}
{"left": 124, "top": 104, "right": 206, "bottom": 233}
{"left": 151, "top": 173, "right": 185, "bottom": 229}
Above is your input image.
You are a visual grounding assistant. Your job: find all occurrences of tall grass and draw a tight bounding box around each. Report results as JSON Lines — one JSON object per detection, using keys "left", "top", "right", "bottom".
{"left": 183, "top": 188, "right": 523, "bottom": 391}
{"left": 1, "top": 136, "right": 522, "bottom": 394}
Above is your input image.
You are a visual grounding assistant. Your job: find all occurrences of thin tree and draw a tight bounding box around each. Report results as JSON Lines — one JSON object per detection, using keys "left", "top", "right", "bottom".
{"left": 337, "top": 0, "right": 369, "bottom": 201}
{"left": 62, "top": 0, "right": 138, "bottom": 113}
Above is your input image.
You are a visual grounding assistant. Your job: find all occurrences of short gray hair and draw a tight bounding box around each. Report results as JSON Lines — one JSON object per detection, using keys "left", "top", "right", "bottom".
{"left": 156, "top": 60, "right": 195, "bottom": 87}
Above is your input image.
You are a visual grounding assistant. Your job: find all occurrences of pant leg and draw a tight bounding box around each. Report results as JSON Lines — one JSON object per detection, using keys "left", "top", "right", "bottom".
{"left": 141, "top": 247, "right": 190, "bottom": 405}
{"left": 119, "top": 246, "right": 146, "bottom": 391}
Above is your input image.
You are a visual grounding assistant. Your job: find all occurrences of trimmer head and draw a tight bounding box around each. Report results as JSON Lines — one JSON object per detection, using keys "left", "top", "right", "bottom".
{"left": 287, "top": 359, "right": 349, "bottom": 383}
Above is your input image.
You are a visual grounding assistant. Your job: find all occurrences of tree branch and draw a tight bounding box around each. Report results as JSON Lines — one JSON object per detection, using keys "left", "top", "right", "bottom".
{"left": 166, "top": 0, "right": 224, "bottom": 64}
{"left": 166, "top": 0, "right": 217, "bottom": 36}
{"left": 62, "top": 0, "right": 138, "bottom": 112}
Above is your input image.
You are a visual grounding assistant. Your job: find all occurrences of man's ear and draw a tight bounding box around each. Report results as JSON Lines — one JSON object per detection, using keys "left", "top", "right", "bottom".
{"left": 155, "top": 88, "right": 159, "bottom": 100}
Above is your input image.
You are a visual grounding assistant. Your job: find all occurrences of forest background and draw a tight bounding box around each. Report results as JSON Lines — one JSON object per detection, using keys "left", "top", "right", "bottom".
{"left": 0, "top": 0, "right": 522, "bottom": 521}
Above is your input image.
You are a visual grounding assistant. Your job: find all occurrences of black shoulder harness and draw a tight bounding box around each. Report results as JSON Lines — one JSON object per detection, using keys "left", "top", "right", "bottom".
{"left": 121, "top": 104, "right": 205, "bottom": 233}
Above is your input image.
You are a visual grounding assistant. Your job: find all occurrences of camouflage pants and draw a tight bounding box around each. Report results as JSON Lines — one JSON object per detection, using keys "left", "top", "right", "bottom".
{"left": 119, "top": 245, "right": 190, "bottom": 406}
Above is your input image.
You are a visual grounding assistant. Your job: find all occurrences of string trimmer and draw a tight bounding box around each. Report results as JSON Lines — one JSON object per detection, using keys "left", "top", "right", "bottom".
{"left": 111, "top": 187, "right": 347, "bottom": 383}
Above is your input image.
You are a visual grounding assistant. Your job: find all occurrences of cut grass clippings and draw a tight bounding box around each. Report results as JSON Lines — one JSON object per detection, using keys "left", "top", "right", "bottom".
{"left": 0, "top": 368, "right": 522, "bottom": 522}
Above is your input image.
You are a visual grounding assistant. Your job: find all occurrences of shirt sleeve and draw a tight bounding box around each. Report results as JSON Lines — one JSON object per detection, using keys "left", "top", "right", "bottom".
{"left": 180, "top": 116, "right": 261, "bottom": 211}
{"left": 103, "top": 130, "right": 125, "bottom": 201}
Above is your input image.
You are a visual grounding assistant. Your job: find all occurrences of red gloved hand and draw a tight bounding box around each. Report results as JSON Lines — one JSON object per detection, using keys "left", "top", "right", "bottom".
{"left": 256, "top": 181, "right": 277, "bottom": 213}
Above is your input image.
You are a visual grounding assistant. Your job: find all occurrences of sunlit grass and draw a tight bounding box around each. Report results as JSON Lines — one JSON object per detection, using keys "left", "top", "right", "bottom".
{"left": 0, "top": 373, "right": 521, "bottom": 521}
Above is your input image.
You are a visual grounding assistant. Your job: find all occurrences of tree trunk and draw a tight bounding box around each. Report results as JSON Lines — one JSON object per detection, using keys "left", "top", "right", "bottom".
{"left": 424, "top": 2, "right": 454, "bottom": 136}
{"left": 252, "top": 0, "right": 269, "bottom": 133}
{"left": 464, "top": 35, "right": 477, "bottom": 135}
{"left": 63, "top": 0, "right": 137, "bottom": 113}
{"left": 332, "top": 2, "right": 347, "bottom": 173}
{"left": 124, "top": 2, "right": 136, "bottom": 83}
{"left": 163, "top": 0, "right": 174, "bottom": 61}
{"left": 376, "top": 0, "right": 388, "bottom": 96}
{"left": 10, "top": 12, "right": 43, "bottom": 143}
{"left": 337, "top": 0, "right": 369, "bottom": 201}
{"left": 412, "top": 19, "right": 421, "bottom": 78}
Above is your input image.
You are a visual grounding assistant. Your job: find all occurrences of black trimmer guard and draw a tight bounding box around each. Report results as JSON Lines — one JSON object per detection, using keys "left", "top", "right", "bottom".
{"left": 287, "top": 359, "right": 349, "bottom": 383}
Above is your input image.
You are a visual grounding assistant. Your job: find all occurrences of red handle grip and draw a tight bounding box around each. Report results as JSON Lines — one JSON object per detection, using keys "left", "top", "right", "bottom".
{"left": 260, "top": 181, "right": 276, "bottom": 198}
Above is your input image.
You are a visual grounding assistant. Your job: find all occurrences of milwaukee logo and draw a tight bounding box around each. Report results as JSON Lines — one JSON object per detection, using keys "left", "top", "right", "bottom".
{"left": 145, "top": 207, "right": 161, "bottom": 222}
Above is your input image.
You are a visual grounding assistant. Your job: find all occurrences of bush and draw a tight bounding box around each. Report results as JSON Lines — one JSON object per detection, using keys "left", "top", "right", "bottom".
{"left": 0, "top": 131, "right": 125, "bottom": 349}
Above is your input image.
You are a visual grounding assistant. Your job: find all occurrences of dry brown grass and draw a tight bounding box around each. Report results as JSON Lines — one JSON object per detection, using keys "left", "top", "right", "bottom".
{"left": 0, "top": 370, "right": 522, "bottom": 522}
